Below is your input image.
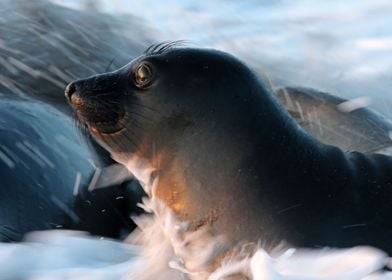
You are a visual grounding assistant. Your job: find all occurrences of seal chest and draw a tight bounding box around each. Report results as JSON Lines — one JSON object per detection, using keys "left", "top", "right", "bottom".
{"left": 66, "top": 42, "right": 392, "bottom": 254}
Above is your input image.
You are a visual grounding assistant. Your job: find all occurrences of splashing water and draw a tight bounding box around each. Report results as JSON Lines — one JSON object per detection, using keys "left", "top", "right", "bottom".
{"left": 1, "top": 1, "right": 392, "bottom": 279}
{"left": 53, "top": 0, "right": 392, "bottom": 119}
{"left": 1, "top": 168, "right": 392, "bottom": 280}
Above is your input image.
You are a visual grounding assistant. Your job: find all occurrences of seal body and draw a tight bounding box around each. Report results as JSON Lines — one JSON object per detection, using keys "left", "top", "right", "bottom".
{"left": 66, "top": 44, "right": 392, "bottom": 253}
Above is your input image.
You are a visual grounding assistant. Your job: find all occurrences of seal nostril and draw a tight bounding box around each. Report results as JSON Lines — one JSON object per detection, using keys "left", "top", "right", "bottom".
{"left": 71, "top": 93, "right": 83, "bottom": 106}
{"left": 65, "top": 82, "right": 84, "bottom": 106}
{"left": 65, "top": 83, "right": 76, "bottom": 100}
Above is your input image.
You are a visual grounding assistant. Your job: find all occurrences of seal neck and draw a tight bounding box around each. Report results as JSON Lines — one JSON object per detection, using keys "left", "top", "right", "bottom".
{"left": 149, "top": 84, "right": 329, "bottom": 243}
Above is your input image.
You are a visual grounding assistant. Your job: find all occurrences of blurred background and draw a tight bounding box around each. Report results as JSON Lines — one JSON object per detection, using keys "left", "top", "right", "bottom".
{"left": 51, "top": 0, "right": 392, "bottom": 117}
{"left": 0, "top": 2, "right": 392, "bottom": 278}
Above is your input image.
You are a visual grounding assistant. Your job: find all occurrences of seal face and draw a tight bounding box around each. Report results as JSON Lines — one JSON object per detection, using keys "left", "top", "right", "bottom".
{"left": 67, "top": 42, "right": 392, "bottom": 253}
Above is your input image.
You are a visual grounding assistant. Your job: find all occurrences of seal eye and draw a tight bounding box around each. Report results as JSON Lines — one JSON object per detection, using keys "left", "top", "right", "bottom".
{"left": 134, "top": 62, "right": 153, "bottom": 88}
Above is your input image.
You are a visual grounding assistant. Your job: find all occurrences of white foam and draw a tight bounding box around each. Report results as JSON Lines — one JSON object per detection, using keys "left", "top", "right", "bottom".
{"left": 0, "top": 158, "right": 391, "bottom": 279}
{"left": 1, "top": 186, "right": 391, "bottom": 280}
{"left": 337, "top": 97, "right": 372, "bottom": 112}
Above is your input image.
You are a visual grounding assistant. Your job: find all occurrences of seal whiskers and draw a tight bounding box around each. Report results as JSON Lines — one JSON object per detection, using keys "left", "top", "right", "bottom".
{"left": 66, "top": 43, "right": 392, "bottom": 254}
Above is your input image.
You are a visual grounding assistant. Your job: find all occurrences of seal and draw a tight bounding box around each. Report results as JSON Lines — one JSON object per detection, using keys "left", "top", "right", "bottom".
{"left": 66, "top": 43, "right": 392, "bottom": 253}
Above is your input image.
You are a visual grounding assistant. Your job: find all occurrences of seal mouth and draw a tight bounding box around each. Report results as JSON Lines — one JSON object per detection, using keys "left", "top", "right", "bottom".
{"left": 89, "top": 119, "right": 126, "bottom": 135}
{"left": 72, "top": 98, "right": 126, "bottom": 135}
{"left": 77, "top": 110, "right": 126, "bottom": 135}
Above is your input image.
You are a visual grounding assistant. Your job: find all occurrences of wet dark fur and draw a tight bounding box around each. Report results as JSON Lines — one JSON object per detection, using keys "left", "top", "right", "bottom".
{"left": 66, "top": 42, "right": 392, "bottom": 253}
